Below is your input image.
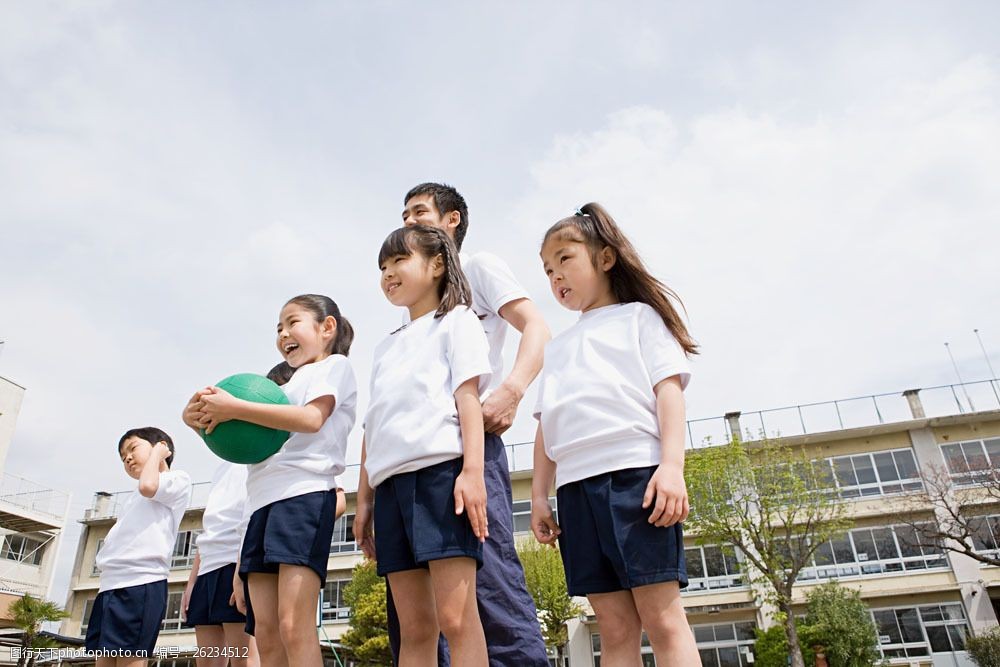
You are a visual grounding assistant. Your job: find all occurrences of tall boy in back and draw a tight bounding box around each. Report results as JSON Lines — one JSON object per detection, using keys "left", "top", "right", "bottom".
{"left": 87, "top": 427, "right": 193, "bottom": 667}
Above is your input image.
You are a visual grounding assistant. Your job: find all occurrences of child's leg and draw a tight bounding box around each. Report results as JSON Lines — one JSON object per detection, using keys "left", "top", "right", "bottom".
{"left": 427, "top": 557, "right": 487, "bottom": 667}
{"left": 247, "top": 573, "right": 289, "bottom": 667}
{"left": 632, "top": 581, "right": 701, "bottom": 664}
{"left": 194, "top": 625, "right": 228, "bottom": 667}
{"left": 275, "top": 564, "right": 323, "bottom": 667}
{"left": 587, "top": 591, "right": 644, "bottom": 667}
{"left": 222, "top": 622, "right": 258, "bottom": 667}
{"left": 387, "top": 569, "right": 440, "bottom": 666}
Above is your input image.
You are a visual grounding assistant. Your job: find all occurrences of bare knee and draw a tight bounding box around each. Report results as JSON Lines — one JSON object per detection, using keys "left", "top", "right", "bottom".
{"left": 436, "top": 605, "right": 477, "bottom": 640}
{"left": 597, "top": 612, "right": 642, "bottom": 645}
{"left": 400, "top": 614, "right": 439, "bottom": 645}
{"left": 278, "top": 616, "right": 310, "bottom": 649}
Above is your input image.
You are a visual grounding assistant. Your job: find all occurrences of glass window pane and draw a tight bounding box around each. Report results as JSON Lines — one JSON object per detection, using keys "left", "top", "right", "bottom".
{"left": 942, "top": 444, "right": 968, "bottom": 474}
{"left": 872, "top": 528, "right": 899, "bottom": 560}
{"left": 734, "top": 622, "right": 756, "bottom": 641}
{"left": 894, "top": 450, "right": 919, "bottom": 479}
{"left": 971, "top": 518, "right": 995, "bottom": 550}
{"left": 704, "top": 546, "right": 726, "bottom": 577}
{"left": 699, "top": 649, "right": 720, "bottom": 667}
{"left": 512, "top": 500, "right": 531, "bottom": 513}
{"left": 513, "top": 514, "right": 532, "bottom": 533}
{"left": 942, "top": 604, "right": 966, "bottom": 621}
{"left": 813, "top": 540, "right": 834, "bottom": 566}
{"left": 834, "top": 457, "right": 858, "bottom": 487}
{"left": 815, "top": 460, "right": 835, "bottom": 487}
{"left": 694, "top": 626, "right": 715, "bottom": 643}
{"left": 686, "top": 548, "right": 705, "bottom": 578}
{"left": 715, "top": 624, "right": 735, "bottom": 641}
{"left": 874, "top": 452, "right": 899, "bottom": 482}
{"left": 895, "top": 526, "right": 923, "bottom": 558}
{"left": 832, "top": 534, "right": 855, "bottom": 564}
{"left": 718, "top": 647, "right": 741, "bottom": 667}
{"left": 722, "top": 547, "right": 740, "bottom": 575}
{"left": 920, "top": 605, "right": 943, "bottom": 621}
{"left": 963, "top": 442, "right": 989, "bottom": 471}
{"left": 947, "top": 624, "right": 967, "bottom": 650}
{"left": 852, "top": 529, "right": 876, "bottom": 562}
{"left": 898, "top": 609, "right": 923, "bottom": 643}
{"left": 853, "top": 455, "right": 877, "bottom": 484}
{"left": 873, "top": 610, "right": 902, "bottom": 643}
{"left": 985, "top": 438, "right": 1000, "bottom": 467}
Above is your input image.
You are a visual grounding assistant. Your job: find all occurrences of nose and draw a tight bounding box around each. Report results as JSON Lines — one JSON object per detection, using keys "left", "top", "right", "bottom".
{"left": 402, "top": 214, "right": 416, "bottom": 227}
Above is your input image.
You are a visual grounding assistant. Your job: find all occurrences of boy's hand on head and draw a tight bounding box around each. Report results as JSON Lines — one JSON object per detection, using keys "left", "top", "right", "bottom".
{"left": 530, "top": 498, "right": 561, "bottom": 546}
{"left": 454, "top": 470, "right": 489, "bottom": 542}
{"left": 481, "top": 382, "right": 523, "bottom": 435}
{"left": 642, "top": 465, "right": 689, "bottom": 527}
{"left": 153, "top": 442, "right": 172, "bottom": 461}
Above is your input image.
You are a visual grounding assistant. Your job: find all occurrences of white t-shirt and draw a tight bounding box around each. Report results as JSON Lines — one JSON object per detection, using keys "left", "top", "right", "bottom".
{"left": 534, "top": 302, "right": 692, "bottom": 488}
{"left": 246, "top": 354, "right": 357, "bottom": 514}
{"left": 365, "top": 306, "right": 491, "bottom": 488}
{"left": 195, "top": 462, "right": 247, "bottom": 575}
{"left": 97, "top": 469, "right": 192, "bottom": 592}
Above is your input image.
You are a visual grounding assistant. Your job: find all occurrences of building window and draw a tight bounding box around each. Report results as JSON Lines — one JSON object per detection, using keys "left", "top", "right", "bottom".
{"left": 92, "top": 538, "right": 104, "bottom": 576}
{"left": 797, "top": 523, "right": 946, "bottom": 581}
{"left": 161, "top": 591, "right": 184, "bottom": 632}
{"left": 592, "top": 623, "right": 756, "bottom": 666}
{"left": 171, "top": 531, "right": 200, "bottom": 569}
{"left": 321, "top": 579, "right": 352, "bottom": 621}
{"left": 0, "top": 534, "right": 46, "bottom": 566}
{"left": 871, "top": 603, "right": 969, "bottom": 658}
{"left": 684, "top": 545, "right": 745, "bottom": 591}
{"left": 513, "top": 497, "right": 558, "bottom": 534}
{"left": 80, "top": 597, "right": 96, "bottom": 636}
{"left": 693, "top": 621, "right": 757, "bottom": 667}
{"left": 815, "top": 448, "right": 922, "bottom": 498}
{"left": 331, "top": 514, "right": 358, "bottom": 553}
{"left": 941, "top": 438, "right": 1000, "bottom": 485}
{"left": 970, "top": 513, "right": 1000, "bottom": 560}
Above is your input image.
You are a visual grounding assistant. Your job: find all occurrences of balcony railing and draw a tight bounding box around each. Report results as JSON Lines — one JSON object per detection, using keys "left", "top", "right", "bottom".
{"left": 0, "top": 472, "right": 70, "bottom": 524}
{"left": 83, "top": 481, "right": 212, "bottom": 521}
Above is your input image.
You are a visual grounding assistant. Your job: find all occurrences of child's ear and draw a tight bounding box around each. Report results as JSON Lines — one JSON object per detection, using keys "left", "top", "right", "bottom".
{"left": 323, "top": 315, "right": 338, "bottom": 338}
{"left": 599, "top": 246, "right": 617, "bottom": 271}
{"left": 432, "top": 253, "right": 445, "bottom": 277}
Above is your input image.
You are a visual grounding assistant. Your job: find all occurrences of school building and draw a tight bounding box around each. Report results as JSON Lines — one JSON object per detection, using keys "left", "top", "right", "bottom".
{"left": 0, "top": 375, "right": 71, "bottom": 656}
{"left": 60, "top": 378, "right": 1000, "bottom": 667}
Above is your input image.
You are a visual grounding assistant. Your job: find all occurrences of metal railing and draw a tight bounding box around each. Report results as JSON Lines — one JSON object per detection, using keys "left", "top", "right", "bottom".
{"left": 84, "top": 481, "right": 212, "bottom": 521}
{"left": 0, "top": 472, "right": 71, "bottom": 522}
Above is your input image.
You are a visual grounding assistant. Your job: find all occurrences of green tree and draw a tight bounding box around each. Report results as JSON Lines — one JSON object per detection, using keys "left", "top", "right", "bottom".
{"left": 967, "top": 627, "right": 1000, "bottom": 667}
{"left": 517, "top": 538, "right": 583, "bottom": 665}
{"left": 340, "top": 560, "right": 392, "bottom": 666}
{"left": 9, "top": 594, "right": 68, "bottom": 667}
{"left": 800, "top": 582, "right": 883, "bottom": 666}
{"left": 686, "top": 436, "right": 853, "bottom": 667}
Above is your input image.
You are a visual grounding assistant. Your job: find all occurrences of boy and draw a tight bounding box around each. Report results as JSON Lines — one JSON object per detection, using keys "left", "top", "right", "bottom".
{"left": 389, "top": 182, "right": 551, "bottom": 666}
{"left": 87, "top": 427, "right": 193, "bottom": 667}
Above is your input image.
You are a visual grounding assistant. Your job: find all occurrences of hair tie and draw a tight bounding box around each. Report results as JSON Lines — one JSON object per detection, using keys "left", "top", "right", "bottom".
{"left": 574, "top": 208, "right": 588, "bottom": 217}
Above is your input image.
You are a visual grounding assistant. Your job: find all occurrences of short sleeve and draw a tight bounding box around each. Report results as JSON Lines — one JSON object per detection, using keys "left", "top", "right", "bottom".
{"left": 446, "top": 307, "right": 492, "bottom": 394}
{"left": 303, "top": 355, "right": 357, "bottom": 407}
{"left": 532, "top": 370, "right": 546, "bottom": 421}
{"left": 153, "top": 470, "right": 192, "bottom": 511}
{"left": 637, "top": 305, "right": 692, "bottom": 390}
{"left": 464, "top": 252, "right": 530, "bottom": 316}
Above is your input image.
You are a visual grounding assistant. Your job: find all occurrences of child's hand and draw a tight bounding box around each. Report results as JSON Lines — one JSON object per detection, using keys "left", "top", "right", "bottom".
{"left": 642, "top": 465, "right": 690, "bottom": 527}
{"left": 181, "top": 582, "right": 193, "bottom": 622}
{"left": 182, "top": 389, "right": 212, "bottom": 430}
{"left": 198, "top": 386, "right": 242, "bottom": 434}
{"left": 230, "top": 570, "right": 246, "bottom": 615}
{"left": 354, "top": 502, "right": 376, "bottom": 560}
{"left": 454, "top": 470, "right": 489, "bottom": 542}
{"left": 153, "top": 442, "right": 172, "bottom": 462}
{"left": 531, "top": 497, "right": 561, "bottom": 546}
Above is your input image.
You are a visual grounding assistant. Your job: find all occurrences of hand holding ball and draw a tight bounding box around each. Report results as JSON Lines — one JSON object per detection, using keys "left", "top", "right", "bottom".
{"left": 199, "top": 373, "right": 290, "bottom": 464}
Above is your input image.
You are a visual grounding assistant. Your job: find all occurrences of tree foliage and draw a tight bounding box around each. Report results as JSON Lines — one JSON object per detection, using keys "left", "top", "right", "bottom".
{"left": 517, "top": 538, "right": 583, "bottom": 662}
{"left": 967, "top": 627, "right": 1000, "bottom": 667}
{"left": 686, "top": 436, "right": 853, "bottom": 667}
{"left": 10, "top": 594, "right": 68, "bottom": 667}
{"left": 340, "top": 560, "right": 392, "bottom": 666}
{"left": 800, "top": 582, "right": 883, "bottom": 667}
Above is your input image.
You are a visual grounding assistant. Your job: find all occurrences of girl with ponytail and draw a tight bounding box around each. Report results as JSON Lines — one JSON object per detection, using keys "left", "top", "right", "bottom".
{"left": 355, "top": 224, "right": 491, "bottom": 665}
{"left": 182, "top": 293, "right": 358, "bottom": 667}
{"left": 531, "top": 203, "right": 701, "bottom": 664}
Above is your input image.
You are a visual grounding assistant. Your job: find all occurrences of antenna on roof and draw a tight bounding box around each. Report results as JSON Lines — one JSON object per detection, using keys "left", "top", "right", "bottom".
{"left": 974, "top": 329, "right": 997, "bottom": 379}
{"left": 945, "top": 342, "right": 975, "bottom": 412}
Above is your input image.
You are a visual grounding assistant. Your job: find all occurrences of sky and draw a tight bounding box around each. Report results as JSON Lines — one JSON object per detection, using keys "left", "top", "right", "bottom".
{"left": 2, "top": 1, "right": 999, "bottom": 608}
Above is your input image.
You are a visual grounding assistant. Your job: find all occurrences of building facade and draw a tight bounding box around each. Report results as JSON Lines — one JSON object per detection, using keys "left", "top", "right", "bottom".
{"left": 61, "top": 379, "right": 1000, "bottom": 666}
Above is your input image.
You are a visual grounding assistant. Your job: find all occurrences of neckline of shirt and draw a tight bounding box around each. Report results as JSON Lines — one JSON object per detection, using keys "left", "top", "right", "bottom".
{"left": 578, "top": 302, "right": 626, "bottom": 321}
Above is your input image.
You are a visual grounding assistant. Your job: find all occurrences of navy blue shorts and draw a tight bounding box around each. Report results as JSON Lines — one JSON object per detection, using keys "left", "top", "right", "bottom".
{"left": 184, "top": 563, "right": 245, "bottom": 627}
{"left": 239, "top": 490, "right": 337, "bottom": 586}
{"left": 375, "top": 456, "right": 483, "bottom": 577}
{"left": 557, "top": 465, "right": 688, "bottom": 596}
{"left": 85, "top": 580, "right": 167, "bottom": 655}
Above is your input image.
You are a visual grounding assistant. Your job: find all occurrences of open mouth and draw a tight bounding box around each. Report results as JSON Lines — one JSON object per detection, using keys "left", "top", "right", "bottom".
{"left": 386, "top": 281, "right": 401, "bottom": 295}
{"left": 558, "top": 287, "right": 572, "bottom": 299}
{"left": 283, "top": 342, "right": 299, "bottom": 355}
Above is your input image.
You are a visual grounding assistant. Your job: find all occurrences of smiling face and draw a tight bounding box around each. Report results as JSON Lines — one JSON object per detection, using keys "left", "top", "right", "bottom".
{"left": 119, "top": 436, "right": 154, "bottom": 480}
{"left": 540, "top": 233, "right": 617, "bottom": 313}
{"left": 276, "top": 302, "right": 336, "bottom": 368}
{"left": 379, "top": 246, "right": 443, "bottom": 315}
{"left": 402, "top": 194, "right": 459, "bottom": 240}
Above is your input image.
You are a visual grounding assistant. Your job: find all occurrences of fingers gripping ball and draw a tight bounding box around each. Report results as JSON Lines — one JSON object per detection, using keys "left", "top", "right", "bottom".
{"left": 200, "top": 374, "right": 290, "bottom": 464}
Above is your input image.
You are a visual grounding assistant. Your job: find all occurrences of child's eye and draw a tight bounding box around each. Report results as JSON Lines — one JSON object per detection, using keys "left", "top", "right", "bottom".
{"left": 560, "top": 255, "right": 568, "bottom": 263}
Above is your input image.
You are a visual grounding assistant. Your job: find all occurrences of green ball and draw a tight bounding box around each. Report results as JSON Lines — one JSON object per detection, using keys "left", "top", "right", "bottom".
{"left": 200, "top": 373, "right": 290, "bottom": 464}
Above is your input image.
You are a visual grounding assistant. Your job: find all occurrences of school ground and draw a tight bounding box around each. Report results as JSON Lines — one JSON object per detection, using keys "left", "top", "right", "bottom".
{"left": 48, "top": 378, "right": 1000, "bottom": 666}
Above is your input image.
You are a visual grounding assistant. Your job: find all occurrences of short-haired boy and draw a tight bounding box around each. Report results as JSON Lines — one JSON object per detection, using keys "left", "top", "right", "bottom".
{"left": 86, "top": 427, "right": 192, "bottom": 667}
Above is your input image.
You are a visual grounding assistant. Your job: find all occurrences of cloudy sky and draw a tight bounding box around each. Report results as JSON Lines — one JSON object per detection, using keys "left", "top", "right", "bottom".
{"left": 2, "top": 2, "right": 999, "bottom": 604}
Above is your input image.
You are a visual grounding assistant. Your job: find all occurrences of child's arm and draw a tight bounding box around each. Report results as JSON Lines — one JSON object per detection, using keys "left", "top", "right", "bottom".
{"left": 642, "top": 375, "right": 689, "bottom": 527}
{"left": 354, "top": 436, "right": 376, "bottom": 560}
{"left": 334, "top": 488, "right": 346, "bottom": 520}
{"left": 453, "top": 377, "right": 488, "bottom": 541}
{"left": 231, "top": 560, "right": 246, "bottom": 614}
{"left": 483, "top": 299, "right": 551, "bottom": 435}
{"left": 138, "top": 443, "right": 172, "bottom": 498}
{"left": 181, "top": 388, "right": 212, "bottom": 433}
{"left": 530, "top": 424, "right": 560, "bottom": 545}
{"left": 182, "top": 552, "right": 201, "bottom": 622}
{"left": 198, "top": 386, "right": 335, "bottom": 434}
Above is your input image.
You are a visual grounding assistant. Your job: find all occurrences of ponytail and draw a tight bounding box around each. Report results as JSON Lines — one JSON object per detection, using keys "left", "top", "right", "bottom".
{"left": 544, "top": 203, "right": 699, "bottom": 356}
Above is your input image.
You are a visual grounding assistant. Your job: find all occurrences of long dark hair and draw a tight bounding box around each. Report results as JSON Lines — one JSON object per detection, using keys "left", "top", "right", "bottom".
{"left": 544, "top": 203, "right": 699, "bottom": 356}
{"left": 284, "top": 294, "right": 354, "bottom": 356}
{"left": 378, "top": 225, "right": 472, "bottom": 318}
